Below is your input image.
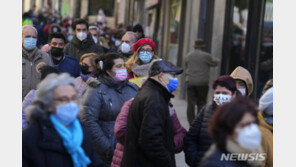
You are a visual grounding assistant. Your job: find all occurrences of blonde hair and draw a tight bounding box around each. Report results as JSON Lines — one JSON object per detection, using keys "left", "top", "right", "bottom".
{"left": 80, "top": 53, "right": 100, "bottom": 71}
{"left": 126, "top": 45, "right": 158, "bottom": 73}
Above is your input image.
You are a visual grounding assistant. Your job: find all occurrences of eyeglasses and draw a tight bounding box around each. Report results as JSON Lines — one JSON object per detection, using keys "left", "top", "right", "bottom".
{"left": 54, "top": 96, "right": 78, "bottom": 104}
{"left": 139, "top": 48, "right": 153, "bottom": 53}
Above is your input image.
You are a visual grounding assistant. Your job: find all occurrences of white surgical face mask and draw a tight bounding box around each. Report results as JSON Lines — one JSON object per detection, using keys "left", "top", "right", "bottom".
{"left": 236, "top": 123, "right": 262, "bottom": 150}
{"left": 238, "top": 88, "right": 246, "bottom": 96}
{"left": 120, "top": 42, "right": 131, "bottom": 53}
{"left": 92, "top": 35, "right": 98, "bottom": 44}
{"left": 76, "top": 32, "right": 87, "bottom": 41}
{"left": 213, "top": 93, "right": 232, "bottom": 106}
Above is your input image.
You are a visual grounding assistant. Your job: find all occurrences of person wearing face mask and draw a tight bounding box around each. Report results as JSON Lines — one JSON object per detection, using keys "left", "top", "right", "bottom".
{"left": 121, "top": 59, "right": 183, "bottom": 167}
{"left": 230, "top": 66, "right": 254, "bottom": 97}
{"left": 125, "top": 38, "right": 158, "bottom": 86}
{"left": 74, "top": 53, "right": 99, "bottom": 98}
{"left": 80, "top": 53, "right": 138, "bottom": 166}
{"left": 89, "top": 26, "right": 105, "bottom": 54}
{"left": 200, "top": 98, "right": 266, "bottom": 167}
{"left": 22, "top": 25, "right": 53, "bottom": 100}
{"left": 118, "top": 31, "right": 138, "bottom": 59}
{"left": 48, "top": 32, "right": 80, "bottom": 78}
{"left": 184, "top": 75, "right": 237, "bottom": 167}
{"left": 257, "top": 88, "right": 273, "bottom": 167}
{"left": 64, "top": 19, "right": 99, "bottom": 61}
{"left": 23, "top": 73, "right": 104, "bottom": 167}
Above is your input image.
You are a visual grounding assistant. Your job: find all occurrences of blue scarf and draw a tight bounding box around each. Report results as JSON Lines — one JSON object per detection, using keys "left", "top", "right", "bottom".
{"left": 50, "top": 115, "right": 91, "bottom": 167}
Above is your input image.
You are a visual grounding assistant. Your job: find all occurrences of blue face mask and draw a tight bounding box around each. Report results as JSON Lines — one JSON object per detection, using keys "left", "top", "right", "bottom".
{"left": 55, "top": 102, "right": 79, "bottom": 125}
{"left": 166, "top": 77, "right": 178, "bottom": 93}
{"left": 139, "top": 51, "right": 152, "bottom": 64}
{"left": 23, "top": 37, "right": 37, "bottom": 51}
{"left": 67, "top": 35, "right": 73, "bottom": 42}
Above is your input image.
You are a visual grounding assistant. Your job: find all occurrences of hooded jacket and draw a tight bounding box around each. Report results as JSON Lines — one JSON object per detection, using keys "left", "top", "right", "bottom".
{"left": 230, "top": 66, "right": 253, "bottom": 96}
{"left": 22, "top": 48, "right": 53, "bottom": 100}
{"left": 79, "top": 75, "right": 138, "bottom": 163}
{"left": 64, "top": 34, "right": 99, "bottom": 61}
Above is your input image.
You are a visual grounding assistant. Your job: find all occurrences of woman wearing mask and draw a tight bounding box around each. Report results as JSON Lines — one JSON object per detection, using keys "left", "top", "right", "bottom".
{"left": 230, "top": 66, "right": 253, "bottom": 96}
{"left": 80, "top": 52, "right": 138, "bottom": 166}
{"left": 200, "top": 98, "right": 264, "bottom": 167}
{"left": 75, "top": 53, "right": 99, "bottom": 98}
{"left": 126, "top": 38, "right": 158, "bottom": 80}
{"left": 184, "top": 75, "right": 237, "bottom": 167}
{"left": 23, "top": 73, "right": 103, "bottom": 167}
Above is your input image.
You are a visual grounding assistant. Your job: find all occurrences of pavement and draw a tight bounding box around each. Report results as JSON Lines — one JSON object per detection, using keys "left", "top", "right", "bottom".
{"left": 171, "top": 98, "right": 190, "bottom": 167}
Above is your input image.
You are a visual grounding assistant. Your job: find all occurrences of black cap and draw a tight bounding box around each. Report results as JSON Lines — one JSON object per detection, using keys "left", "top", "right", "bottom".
{"left": 149, "top": 59, "right": 183, "bottom": 77}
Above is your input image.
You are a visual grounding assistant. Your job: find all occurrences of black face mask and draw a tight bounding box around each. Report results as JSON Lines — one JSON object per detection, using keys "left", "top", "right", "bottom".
{"left": 51, "top": 47, "right": 64, "bottom": 57}
{"left": 81, "top": 65, "right": 91, "bottom": 75}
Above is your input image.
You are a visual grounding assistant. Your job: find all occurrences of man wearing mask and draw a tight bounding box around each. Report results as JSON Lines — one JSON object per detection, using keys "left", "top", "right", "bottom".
{"left": 119, "top": 31, "right": 138, "bottom": 59}
{"left": 122, "top": 59, "right": 183, "bottom": 167}
{"left": 22, "top": 25, "right": 52, "bottom": 100}
{"left": 184, "top": 75, "right": 237, "bottom": 167}
{"left": 230, "top": 66, "right": 254, "bottom": 97}
{"left": 64, "top": 19, "right": 99, "bottom": 61}
{"left": 89, "top": 26, "right": 105, "bottom": 54}
{"left": 185, "top": 39, "right": 220, "bottom": 125}
{"left": 48, "top": 32, "right": 80, "bottom": 78}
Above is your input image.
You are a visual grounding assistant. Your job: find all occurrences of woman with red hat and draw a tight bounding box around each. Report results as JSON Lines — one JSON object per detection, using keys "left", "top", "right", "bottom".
{"left": 126, "top": 38, "right": 158, "bottom": 79}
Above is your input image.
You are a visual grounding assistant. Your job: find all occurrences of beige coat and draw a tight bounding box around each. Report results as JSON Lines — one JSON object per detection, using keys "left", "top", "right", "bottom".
{"left": 22, "top": 48, "right": 52, "bottom": 100}
{"left": 185, "top": 49, "right": 219, "bottom": 86}
{"left": 230, "top": 66, "right": 254, "bottom": 96}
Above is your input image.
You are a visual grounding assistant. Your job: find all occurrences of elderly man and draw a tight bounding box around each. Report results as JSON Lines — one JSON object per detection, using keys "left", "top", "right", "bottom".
{"left": 64, "top": 19, "right": 99, "bottom": 61}
{"left": 122, "top": 59, "right": 183, "bottom": 167}
{"left": 119, "top": 31, "right": 138, "bottom": 59}
{"left": 22, "top": 25, "right": 52, "bottom": 100}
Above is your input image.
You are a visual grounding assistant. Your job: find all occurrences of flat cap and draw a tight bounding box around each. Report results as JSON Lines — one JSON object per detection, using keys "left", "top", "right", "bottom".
{"left": 149, "top": 59, "right": 183, "bottom": 77}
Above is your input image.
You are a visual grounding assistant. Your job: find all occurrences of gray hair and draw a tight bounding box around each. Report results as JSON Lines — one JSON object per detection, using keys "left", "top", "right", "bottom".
{"left": 25, "top": 73, "right": 78, "bottom": 123}
{"left": 124, "top": 31, "right": 138, "bottom": 44}
{"left": 22, "top": 25, "right": 38, "bottom": 35}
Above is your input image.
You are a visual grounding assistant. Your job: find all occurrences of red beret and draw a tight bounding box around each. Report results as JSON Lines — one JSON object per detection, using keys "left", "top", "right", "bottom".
{"left": 133, "top": 38, "right": 156, "bottom": 52}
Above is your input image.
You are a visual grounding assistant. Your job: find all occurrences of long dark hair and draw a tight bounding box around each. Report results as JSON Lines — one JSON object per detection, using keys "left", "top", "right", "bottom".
{"left": 208, "top": 97, "right": 259, "bottom": 150}
{"left": 94, "top": 52, "right": 124, "bottom": 78}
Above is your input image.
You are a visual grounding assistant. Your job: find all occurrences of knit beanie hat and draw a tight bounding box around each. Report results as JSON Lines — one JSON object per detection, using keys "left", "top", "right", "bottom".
{"left": 259, "top": 87, "right": 273, "bottom": 125}
{"left": 133, "top": 38, "right": 156, "bottom": 52}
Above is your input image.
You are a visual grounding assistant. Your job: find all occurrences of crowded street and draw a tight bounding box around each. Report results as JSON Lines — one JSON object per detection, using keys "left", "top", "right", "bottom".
{"left": 21, "top": 0, "right": 273, "bottom": 167}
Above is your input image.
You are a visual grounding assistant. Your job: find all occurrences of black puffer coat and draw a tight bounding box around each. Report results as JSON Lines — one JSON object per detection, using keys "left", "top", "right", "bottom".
{"left": 121, "top": 78, "right": 176, "bottom": 167}
{"left": 184, "top": 102, "right": 217, "bottom": 166}
{"left": 80, "top": 75, "right": 138, "bottom": 164}
{"left": 22, "top": 118, "right": 103, "bottom": 167}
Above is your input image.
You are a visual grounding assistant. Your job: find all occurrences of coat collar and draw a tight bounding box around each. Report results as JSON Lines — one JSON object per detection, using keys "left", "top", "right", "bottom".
{"left": 70, "top": 34, "right": 94, "bottom": 50}
{"left": 22, "top": 47, "right": 38, "bottom": 62}
{"left": 146, "top": 78, "right": 174, "bottom": 103}
{"left": 226, "top": 139, "right": 263, "bottom": 166}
